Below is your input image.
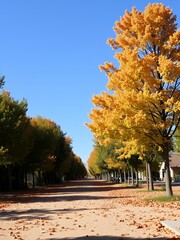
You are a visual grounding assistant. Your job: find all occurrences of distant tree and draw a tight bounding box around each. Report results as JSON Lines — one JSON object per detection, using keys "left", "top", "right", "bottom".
{"left": 55, "top": 136, "right": 74, "bottom": 180}
{"left": 66, "top": 154, "right": 87, "bottom": 180}
{"left": 87, "top": 148, "right": 102, "bottom": 176}
{"left": 87, "top": 140, "right": 124, "bottom": 178}
{"left": 25, "top": 116, "right": 63, "bottom": 185}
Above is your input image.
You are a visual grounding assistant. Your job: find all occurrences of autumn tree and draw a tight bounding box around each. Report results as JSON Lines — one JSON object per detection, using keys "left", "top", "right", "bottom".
{"left": 87, "top": 4, "right": 180, "bottom": 196}
{"left": 66, "top": 154, "right": 87, "bottom": 180}
{"left": 25, "top": 116, "right": 63, "bottom": 185}
{"left": 87, "top": 147, "right": 102, "bottom": 177}
{"left": 87, "top": 140, "right": 124, "bottom": 181}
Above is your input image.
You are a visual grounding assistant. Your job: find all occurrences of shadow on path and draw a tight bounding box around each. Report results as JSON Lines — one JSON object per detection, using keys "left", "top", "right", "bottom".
{"left": 0, "top": 206, "right": 114, "bottom": 221}
{"left": 0, "top": 179, "right": 132, "bottom": 221}
{"left": 47, "top": 236, "right": 168, "bottom": 240}
{"left": 0, "top": 179, "right": 135, "bottom": 204}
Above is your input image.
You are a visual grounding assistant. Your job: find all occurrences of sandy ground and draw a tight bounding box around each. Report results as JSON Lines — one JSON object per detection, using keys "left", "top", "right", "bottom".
{"left": 0, "top": 179, "right": 180, "bottom": 240}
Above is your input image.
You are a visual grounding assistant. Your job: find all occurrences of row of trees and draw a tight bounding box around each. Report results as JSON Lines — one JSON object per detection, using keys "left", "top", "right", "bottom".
{"left": 88, "top": 137, "right": 180, "bottom": 187}
{"left": 0, "top": 78, "right": 87, "bottom": 191}
{"left": 86, "top": 3, "right": 180, "bottom": 196}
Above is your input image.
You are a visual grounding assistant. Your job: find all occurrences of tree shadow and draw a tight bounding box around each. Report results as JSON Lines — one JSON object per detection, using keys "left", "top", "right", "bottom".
{"left": 0, "top": 192, "right": 131, "bottom": 205}
{"left": 45, "top": 236, "right": 169, "bottom": 240}
{"left": 0, "top": 206, "right": 115, "bottom": 221}
{"left": 0, "top": 179, "right": 135, "bottom": 204}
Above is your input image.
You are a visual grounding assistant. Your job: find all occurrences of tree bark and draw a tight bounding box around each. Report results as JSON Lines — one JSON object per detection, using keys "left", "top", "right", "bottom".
{"left": 127, "top": 168, "right": 130, "bottom": 184}
{"left": 131, "top": 167, "right": 134, "bottom": 186}
{"left": 124, "top": 170, "right": 127, "bottom": 183}
{"left": 108, "top": 172, "right": 111, "bottom": 181}
{"left": 146, "top": 161, "right": 149, "bottom": 190}
{"left": 32, "top": 171, "right": 35, "bottom": 188}
{"left": 119, "top": 169, "right": 122, "bottom": 183}
{"left": 8, "top": 167, "right": 12, "bottom": 191}
{"left": 147, "top": 161, "right": 154, "bottom": 191}
{"left": 163, "top": 146, "right": 173, "bottom": 196}
{"left": 135, "top": 170, "right": 139, "bottom": 187}
{"left": 163, "top": 144, "right": 173, "bottom": 197}
{"left": 24, "top": 166, "right": 28, "bottom": 188}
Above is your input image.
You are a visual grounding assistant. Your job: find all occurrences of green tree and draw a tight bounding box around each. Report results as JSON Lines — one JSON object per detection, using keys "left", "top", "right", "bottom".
{"left": 25, "top": 116, "right": 63, "bottom": 185}
{"left": 174, "top": 128, "right": 180, "bottom": 152}
{"left": 55, "top": 136, "right": 74, "bottom": 181}
{"left": 66, "top": 154, "right": 87, "bottom": 180}
{"left": 0, "top": 91, "right": 29, "bottom": 190}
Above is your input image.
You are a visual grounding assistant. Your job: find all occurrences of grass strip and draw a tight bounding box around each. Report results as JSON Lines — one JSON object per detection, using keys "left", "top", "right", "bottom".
{"left": 145, "top": 195, "right": 180, "bottom": 202}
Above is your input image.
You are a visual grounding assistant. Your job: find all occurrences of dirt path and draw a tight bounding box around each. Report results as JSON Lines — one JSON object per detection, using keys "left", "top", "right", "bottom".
{"left": 0, "top": 179, "right": 179, "bottom": 240}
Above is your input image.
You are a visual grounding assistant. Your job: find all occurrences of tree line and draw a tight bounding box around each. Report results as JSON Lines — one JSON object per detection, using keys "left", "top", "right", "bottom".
{"left": 86, "top": 3, "right": 180, "bottom": 197}
{"left": 87, "top": 139, "right": 166, "bottom": 188}
{"left": 0, "top": 77, "right": 87, "bottom": 191}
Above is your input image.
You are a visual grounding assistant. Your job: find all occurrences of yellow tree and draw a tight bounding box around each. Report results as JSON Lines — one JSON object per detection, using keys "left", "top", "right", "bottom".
{"left": 87, "top": 148, "right": 102, "bottom": 176}
{"left": 87, "top": 4, "right": 180, "bottom": 196}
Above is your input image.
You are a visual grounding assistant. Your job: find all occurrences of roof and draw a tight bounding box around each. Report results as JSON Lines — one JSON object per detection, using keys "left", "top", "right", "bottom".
{"left": 169, "top": 152, "right": 180, "bottom": 168}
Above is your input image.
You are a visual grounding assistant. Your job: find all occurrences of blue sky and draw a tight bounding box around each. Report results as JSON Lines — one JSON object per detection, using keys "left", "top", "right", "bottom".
{"left": 1, "top": 0, "right": 180, "bottom": 165}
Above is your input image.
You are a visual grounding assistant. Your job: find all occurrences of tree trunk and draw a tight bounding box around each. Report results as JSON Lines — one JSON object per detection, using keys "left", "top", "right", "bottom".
{"left": 119, "top": 169, "right": 122, "bottom": 183}
{"left": 124, "top": 170, "right": 127, "bottom": 183}
{"left": 38, "top": 171, "right": 42, "bottom": 185}
{"left": 127, "top": 168, "right": 130, "bottom": 184}
{"left": 147, "top": 161, "right": 154, "bottom": 191}
{"left": 8, "top": 167, "right": 12, "bottom": 191}
{"left": 105, "top": 172, "right": 108, "bottom": 181}
{"left": 24, "top": 166, "right": 28, "bottom": 188}
{"left": 108, "top": 172, "right": 111, "bottom": 181}
{"left": 165, "top": 162, "right": 173, "bottom": 196}
{"left": 165, "top": 154, "right": 173, "bottom": 196}
{"left": 146, "top": 161, "right": 149, "bottom": 190}
{"left": 17, "top": 167, "right": 22, "bottom": 190}
{"left": 131, "top": 167, "right": 134, "bottom": 186}
{"left": 102, "top": 173, "right": 104, "bottom": 180}
{"left": 135, "top": 170, "right": 139, "bottom": 187}
{"left": 32, "top": 171, "right": 35, "bottom": 188}
{"left": 163, "top": 146, "right": 173, "bottom": 196}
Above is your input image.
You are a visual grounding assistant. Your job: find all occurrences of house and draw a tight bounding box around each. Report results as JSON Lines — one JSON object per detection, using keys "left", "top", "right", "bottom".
{"left": 159, "top": 152, "right": 180, "bottom": 182}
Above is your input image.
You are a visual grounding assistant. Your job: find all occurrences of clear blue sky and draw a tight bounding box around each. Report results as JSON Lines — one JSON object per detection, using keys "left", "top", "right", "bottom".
{"left": 1, "top": 0, "right": 179, "bottom": 165}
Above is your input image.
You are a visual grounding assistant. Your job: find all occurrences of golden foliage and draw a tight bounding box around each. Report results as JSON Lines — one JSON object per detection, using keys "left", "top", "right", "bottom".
{"left": 87, "top": 3, "right": 180, "bottom": 160}
{"left": 87, "top": 148, "right": 102, "bottom": 175}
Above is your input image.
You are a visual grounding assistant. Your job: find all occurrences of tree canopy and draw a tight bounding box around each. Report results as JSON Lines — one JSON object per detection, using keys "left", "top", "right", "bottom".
{"left": 87, "top": 3, "right": 180, "bottom": 196}
{"left": 0, "top": 88, "right": 87, "bottom": 190}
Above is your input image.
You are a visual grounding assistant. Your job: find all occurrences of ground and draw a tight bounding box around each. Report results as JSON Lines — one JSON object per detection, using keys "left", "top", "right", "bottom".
{"left": 0, "top": 179, "right": 180, "bottom": 240}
